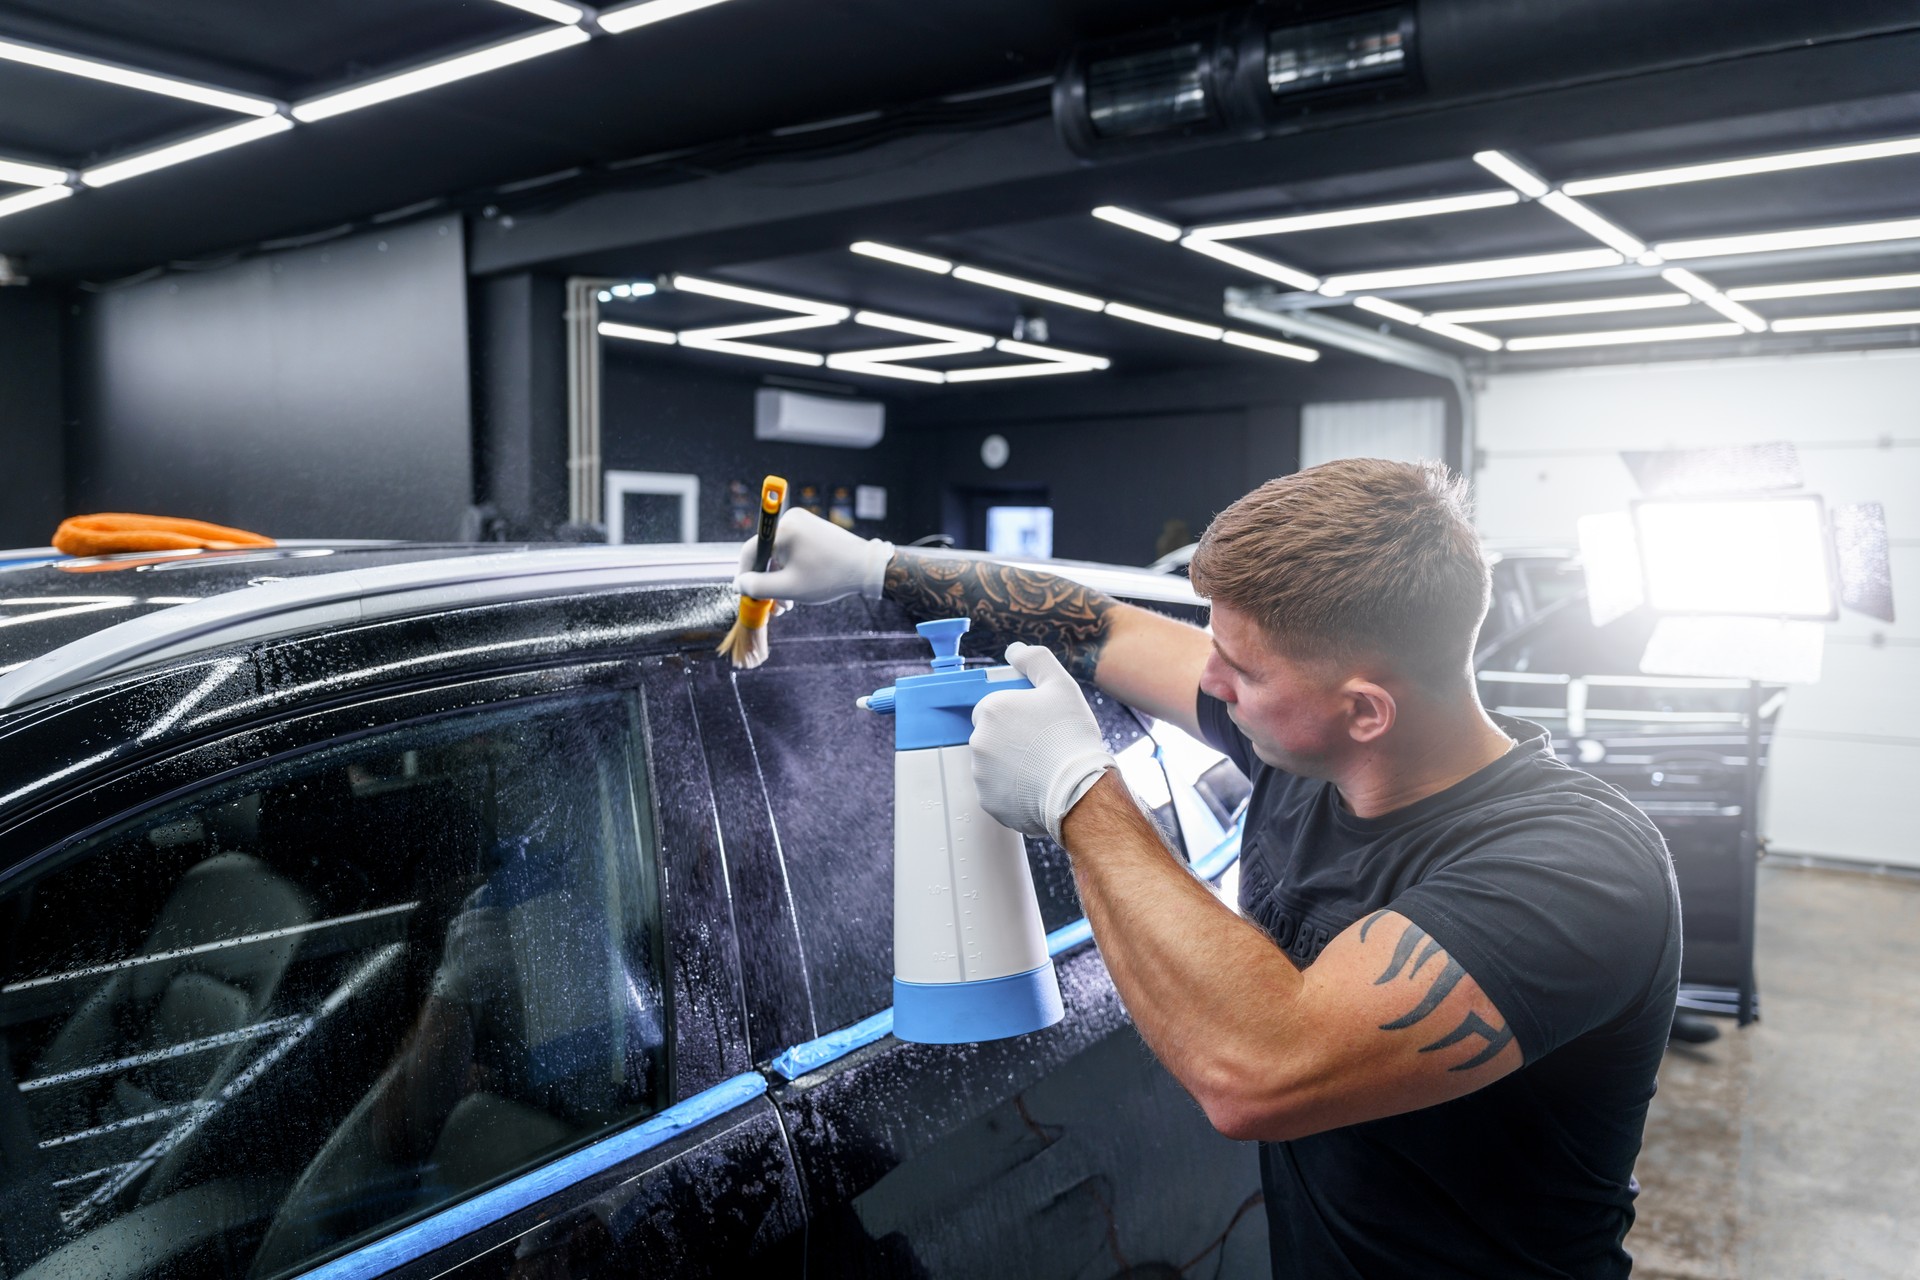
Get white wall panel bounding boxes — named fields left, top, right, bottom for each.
left=1301, top=398, right=1446, bottom=469
left=1475, top=347, right=1920, bottom=866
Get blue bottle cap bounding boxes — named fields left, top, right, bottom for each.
left=916, top=618, right=970, bottom=671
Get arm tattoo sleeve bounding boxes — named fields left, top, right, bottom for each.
left=1371, top=918, right=1516, bottom=1072
left=883, top=551, right=1120, bottom=683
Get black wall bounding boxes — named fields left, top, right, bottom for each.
left=0, top=286, right=63, bottom=548
left=67, top=218, right=472, bottom=540
left=600, top=350, right=921, bottom=544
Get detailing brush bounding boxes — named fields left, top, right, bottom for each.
left=718, top=475, right=789, bottom=669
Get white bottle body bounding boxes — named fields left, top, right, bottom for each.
left=893, top=743, right=1050, bottom=985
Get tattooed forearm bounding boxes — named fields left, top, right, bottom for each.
left=1371, top=919, right=1516, bottom=1073
left=883, top=550, right=1120, bottom=682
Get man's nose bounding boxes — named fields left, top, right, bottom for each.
left=1198, top=654, right=1233, bottom=703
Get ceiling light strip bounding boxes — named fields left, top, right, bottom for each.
left=852, top=310, right=990, bottom=344
left=944, top=363, right=1097, bottom=383
left=1657, top=217, right=1920, bottom=260
left=1221, top=331, right=1319, bottom=362
left=1428, top=294, right=1689, bottom=323
left=598, top=322, right=677, bottom=344
left=823, top=358, right=946, bottom=384
left=675, top=315, right=841, bottom=341
left=1505, top=322, right=1744, bottom=351
left=1564, top=134, right=1920, bottom=196
left=1092, top=206, right=1182, bottom=241
left=0, top=185, right=73, bottom=221
left=293, top=26, right=590, bottom=122
left=1188, top=190, right=1519, bottom=241
left=1353, top=295, right=1423, bottom=324
left=1101, top=303, right=1223, bottom=340
left=1178, top=237, right=1321, bottom=290
left=1417, top=318, right=1503, bottom=351
left=0, top=37, right=279, bottom=116
left=850, top=241, right=952, bottom=273
left=1536, top=191, right=1651, bottom=259
left=598, top=0, right=736, bottom=34
left=0, top=156, right=69, bottom=187
left=1724, top=272, right=1920, bottom=301
left=490, top=0, right=592, bottom=22
left=1770, top=309, right=1920, bottom=333
left=675, top=334, right=824, bottom=366
left=1659, top=268, right=1767, bottom=332
left=1323, top=248, right=1624, bottom=294
left=950, top=265, right=1106, bottom=311
left=671, top=275, right=849, bottom=317
left=82, top=117, right=294, bottom=188
left=1472, top=150, right=1550, bottom=198
left=995, top=338, right=1110, bottom=369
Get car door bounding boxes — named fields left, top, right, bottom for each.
left=700, top=598, right=1267, bottom=1279
left=0, top=651, right=803, bottom=1280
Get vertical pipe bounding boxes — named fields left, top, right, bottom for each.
left=1737, top=677, right=1763, bottom=1026
left=564, top=278, right=604, bottom=527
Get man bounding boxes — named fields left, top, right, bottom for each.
left=739, top=459, right=1680, bottom=1279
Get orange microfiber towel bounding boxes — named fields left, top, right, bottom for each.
left=52, top=513, right=276, bottom=557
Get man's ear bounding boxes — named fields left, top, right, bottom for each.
left=1344, top=680, right=1396, bottom=744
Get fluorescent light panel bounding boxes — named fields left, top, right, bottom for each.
left=1659, top=268, right=1767, bottom=332
left=1472, top=150, right=1550, bottom=198
left=0, top=156, right=68, bottom=187
left=951, top=265, right=1105, bottom=311
left=1565, top=133, right=1920, bottom=196
left=1505, top=322, right=1744, bottom=351
left=671, top=274, right=848, bottom=317
left=1770, top=309, right=1920, bottom=333
left=293, top=26, right=589, bottom=122
left=1324, top=248, right=1624, bottom=293
left=1222, top=330, right=1319, bottom=362
left=1725, top=272, right=1920, bottom=301
left=1428, top=294, right=1688, bottom=323
left=1189, top=190, right=1519, bottom=240
left=1178, top=236, right=1320, bottom=291
left=599, top=321, right=676, bottom=344
left=1657, top=217, right=1920, bottom=260
left=490, top=0, right=590, bottom=21
left=1102, top=302, right=1223, bottom=340
left=1092, top=205, right=1182, bottom=241
left=598, top=0, right=736, bottom=34
left=0, top=37, right=278, bottom=116
left=82, top=116, right=293, bottom=187
left=1536, top=191, right=1650, bottom=258
left=0, top=185, right=72, bottom=221
left=1353, top=295, right=1423, bottom=324
left=849, top=241, right=952, bottom=273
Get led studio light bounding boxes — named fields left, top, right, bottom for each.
left=1221, top=330, right=1319, bottom=361
left=1092, top=206, right=1182, bottom=241
left=850, top=241, right=953, bottom=273
left=490, top=0, right=591, bottom=21
left=1563, top=132, right=1920, bottom=196
left=0, top=37, right=278, bottom=116
left=1352, top=295, right=1423, bottom=324
left=0, top=156, right=69, bottom=187
left=951, top=266, right=1106, bottom=311
left=1102, top=302, right=1223, bottom=340
left=1471, top=150, right=1550, bottom=198
left=82, top=117, right=294, bottom=187
left=1504, top=322, right=1743, bottom=351
left=1428, top=294, right=1689, bottom=324
left=1770, top=309, right=1920, bottom=333
left=293, top=26, right=590, bottom=122
left=1725, top=272, right=1920, bottom=301
left=0, top=186, right=72, bottom=221
left=1178, top=236, right=1320, bottom=290
left=598, top=322, right=676, bottom=344
left=1656, top=216, right=1920, bottom=261
left=598, top=0, right=736, bottom=34
left=1322, top=248, right=1623, bottom=293
left=1631, top=495, right=1837, bottom=620
left=1188, top=191, right=1516, bottom=241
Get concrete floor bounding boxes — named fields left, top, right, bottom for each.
left=1627, top=862, right=1920, bottom=1280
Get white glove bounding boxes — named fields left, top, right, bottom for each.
left=970, top=643, right=1115, bottom=844
left=734, top=507, right=893, bottom=604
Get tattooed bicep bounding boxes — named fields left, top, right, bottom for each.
left=1310, top=909, right=1523, bottom=1084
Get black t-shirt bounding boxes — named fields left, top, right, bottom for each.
left=1195, top=693, right=1681, bottom=1280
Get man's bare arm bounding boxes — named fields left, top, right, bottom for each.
left=1062, top=773, right=1522, bottom=1142
left=884, top=550, right=1211, bottom=735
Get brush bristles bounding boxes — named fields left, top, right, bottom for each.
left=717, top=616, right=772, bottom=669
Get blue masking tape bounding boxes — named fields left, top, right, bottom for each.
left=770, top=1007, right=896, bottom=1081
left=301, top=1071, right=768, bottom=1280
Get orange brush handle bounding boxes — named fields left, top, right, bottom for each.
left=737, top=476, right=789, bottom=625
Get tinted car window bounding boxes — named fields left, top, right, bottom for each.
left=0, top=693, right=666, bottom=1280
left=736, top=658, right=1151, bottom=1033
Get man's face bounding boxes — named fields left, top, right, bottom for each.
left=1198, top=602, right=1355, bottom=776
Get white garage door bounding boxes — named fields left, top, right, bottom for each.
left=1474, top=348, right=1920, bottom=869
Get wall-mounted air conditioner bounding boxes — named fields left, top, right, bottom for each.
left=754, top=388, right=885, bottom=448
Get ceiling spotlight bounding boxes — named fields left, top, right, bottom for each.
left=951, top=266, right=1106, bottom=311
left=1092, top=205, right=1182, bottom=241
left=1178, top=236, right=1321, bottom=290
left=294, top=26, right=589, bottom=122
left=1472, top=150, right=1550, bottom=198
left=1564, top=133, right=1920, bottom=196
left=850, top=241, right=952, bottom=274
left=597, top=0, right=737, bottom=34
left=1657, top=216, right=1920, bottom=260
left=1102, top=302, right=1224, bottom=340
left=1427, top=294, right=1689, bottom=323
left=627, top=281, right=656, bottom=297
left=611, top=283, right=632, bottom=297
left=1769, top=309, right=1920, bottom=333
left=0, top=36, right=279, bottom=116
left=82, top=117, right=294, bottom=187
left=1323, top=247, right=1623, bottom=293
left=1352, top=295, right=1424, bottom=324
left=597, top=289, right=612, bottom=303
left=1505, top=322, right=1744, bottom=351
left=1188, top=190, right=1518, bottom=241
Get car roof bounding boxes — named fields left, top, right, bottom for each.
left=0, top=540, right=1201, bottom=714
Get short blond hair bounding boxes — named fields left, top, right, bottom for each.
left=1189, top=458, right=1489, bottom=689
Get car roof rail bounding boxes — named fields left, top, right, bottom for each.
left=0, top=545, right=739, bottom=713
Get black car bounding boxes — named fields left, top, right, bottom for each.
left=0, top=543, right=1263, bottom=1280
